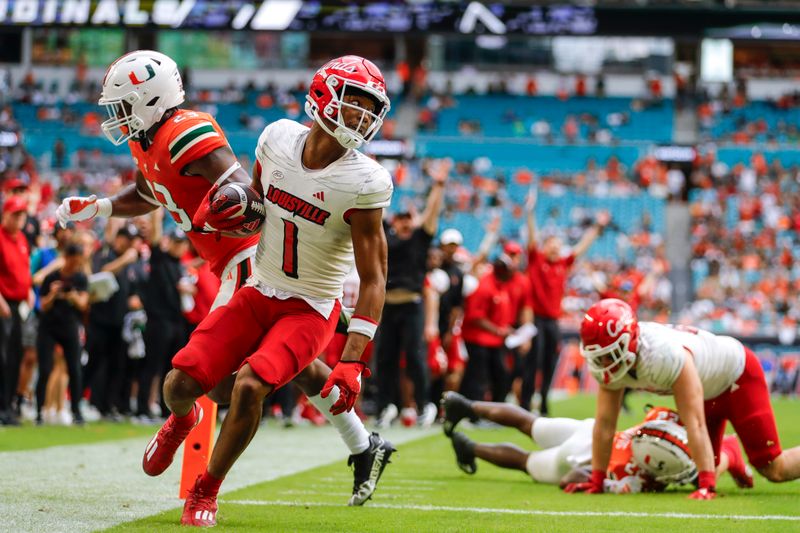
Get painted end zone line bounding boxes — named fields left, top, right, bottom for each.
left=224, top=499, right=800, bottom=522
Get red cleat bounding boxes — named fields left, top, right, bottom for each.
left=181, top=475, right=218, bottom=527
left=722, top=434, right=754, bottom=489
left=142, top=403, right=202, bottom=477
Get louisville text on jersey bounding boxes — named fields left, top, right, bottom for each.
left=265, top=184, right=331, bottom=225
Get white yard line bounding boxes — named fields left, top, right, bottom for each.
left=0, top=425, right=436, bottom=533
left=223, top=499, right=800, bottom=522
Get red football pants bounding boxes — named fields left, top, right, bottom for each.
left=173, top=286, right=340, bottom=392
left=704, top=348, right=782, bottom=468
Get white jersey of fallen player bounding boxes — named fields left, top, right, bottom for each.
left=604, top=322, right=746, bottom=400
left=251, top=119, right=393, bottom=316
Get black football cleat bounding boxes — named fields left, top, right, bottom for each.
left=348, top=432, right=396, bottom=506
left=451, top=431, right=477, bottom=475
left=441, top=391, right=476, bottom=437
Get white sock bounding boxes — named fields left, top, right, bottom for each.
left=307, top=387, right=371, bottom=455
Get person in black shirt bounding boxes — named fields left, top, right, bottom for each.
left=375, top=161, right=447, bottom=427
left=136, top=226, right=190, bottom=420
left=435, top=228, right=465, bottom=392
left=36, top=243, right=89, bottom=425
left=86, top=224, right=140, bottom=417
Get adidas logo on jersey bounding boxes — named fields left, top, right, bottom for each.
left=313, top=191, right=325, bottom=202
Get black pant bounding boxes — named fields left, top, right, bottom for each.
left=37, top=320, right=83, bottom=419
left=138, top=316, right=187, bottom=416
left=521, top=316, right=561, bottom=415
left=85, top=322, right=127, bottom=415
left=375, top=301, right=429, bottom=413
left=0, top=300, right=23, bottom=417
left=460, top=342, right=507, bottom=402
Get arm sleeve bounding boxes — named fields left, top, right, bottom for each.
left=169, top=115, right=229, bottom=171
left=356, top=167, right=393, bottom=210
left=254, top=123, right=273, bottom=164
left=565, top=253, right=576, bottom=268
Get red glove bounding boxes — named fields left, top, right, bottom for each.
left=563, top=469, right=605, bottom=494
left=320, top=361, right=371, bottom=415
left=688, top=471, right=716, bottom=500
left=192, top=183, right=246, bottom=233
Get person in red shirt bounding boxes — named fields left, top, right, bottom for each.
left=460, top=254, right=532, bottom=402
left=0, top=196, right=33, bottom=425
left=522, top=190, right=609, bottom=415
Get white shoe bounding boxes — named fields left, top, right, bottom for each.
left=57, top=409, right=73, bottom=426
left=418, top=402, right=438, bottom=428
left=376, top=404, right=399, bottom=429
left=149, top=402, right=163, bottom=418
left=400, top=407, right=417, bottom=427
left=42, top=407, right=57, bottom=425
left=20, top=400, right=36, bottom=422
left=80, top=400, right=102, bottom=422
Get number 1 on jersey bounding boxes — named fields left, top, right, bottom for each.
left=282, top=219, right=299, bottom=278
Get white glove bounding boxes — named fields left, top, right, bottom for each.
left=56, top=195, right=111, bottom=228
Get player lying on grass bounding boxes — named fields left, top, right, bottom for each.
left=441, top=392, right=752, bottom=493
left=577, top=298, right=800, bottom=500
left=55, top=50, right=393, bottom=507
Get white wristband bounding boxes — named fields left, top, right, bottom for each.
left=348, top=316, right=378, bottom=340
left=96, top=198, right=112, bottom=218
left=213, top=161, right=242, bottom=186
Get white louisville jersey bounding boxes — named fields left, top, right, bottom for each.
left=251, top=119, right=393, bottom=311
left=606, top=322, right=746, bottom=400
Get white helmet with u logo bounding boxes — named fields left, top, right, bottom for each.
left=99, top=50, right=184, bottom=145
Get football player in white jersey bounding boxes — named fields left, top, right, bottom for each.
left=571, top=298, right=800, bottom=500
left=440, top=392, right=752, bottom=493
left=165, top=56, right=395, bottom=526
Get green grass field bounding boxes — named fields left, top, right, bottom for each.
left=86, top=393, right=799, bottom=532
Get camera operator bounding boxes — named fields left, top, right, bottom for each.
left=36, top=243, right=89, bottom=425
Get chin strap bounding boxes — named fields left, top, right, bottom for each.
left=334, top=127, right=362, bottom=149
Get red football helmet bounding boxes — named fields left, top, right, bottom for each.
left=305, top=55, right=391, bottom=149
left=579, top=298, right=639, bottom=385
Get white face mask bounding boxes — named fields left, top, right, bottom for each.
left=99, top=92, right=145, bottom=145
left=581, top=332, right=636, bottom=385
left=308, top=76, right=389, bottom=149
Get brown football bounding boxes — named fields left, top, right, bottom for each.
left=210, top=182, right=265, bottom=236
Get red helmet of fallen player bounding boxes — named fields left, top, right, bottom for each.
left=304, top=55, right=391, bottom=149
left=580, top=298, right=639, bottom=385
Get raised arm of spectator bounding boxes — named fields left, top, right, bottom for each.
left=103, top=217, right=123, bottom=245
left=526, top=189, right=538, bottom=252
left=101, top=246, right=139, bottom=275
left=636, top=259, right=665, bottom=299
left=471, top=214, right=500, bottom=274
left=420, top=159, right=450, bottom=236
left=572, top=211, right=611, bottom=259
